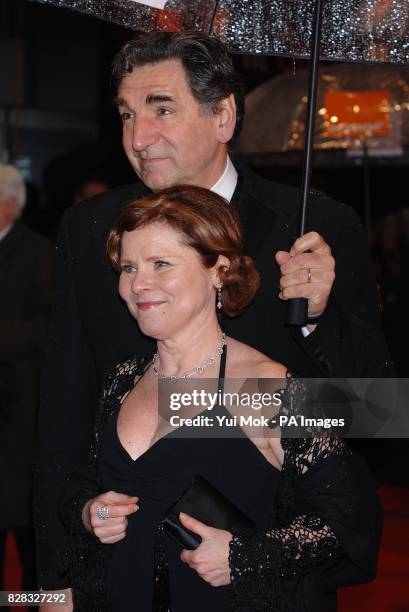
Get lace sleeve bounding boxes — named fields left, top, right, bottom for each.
left=59, top=355, right=151, bottom=610
left=229, top=376, right=382, bottom=611
left=58, top=364, right=122, bottom=610
left=229, top=515, right=340, bottom=611
left=229, top=444, right=344, bottom=612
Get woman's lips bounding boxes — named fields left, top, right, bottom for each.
left=136, top=301, right=166, bottom=311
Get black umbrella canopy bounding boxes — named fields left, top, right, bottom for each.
left=30, top=0, right=409, bottom=64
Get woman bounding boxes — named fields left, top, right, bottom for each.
left=61, top=185, right=382, bottom=611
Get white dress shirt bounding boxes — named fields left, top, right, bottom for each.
left=210, top=156, right=237, bottom=202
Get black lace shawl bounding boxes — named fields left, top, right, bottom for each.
left=59, top=356, right=383, bottom=612
left=229, top=378, right=383, bottom=611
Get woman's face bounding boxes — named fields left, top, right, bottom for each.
left=118, top=222, right=220, bottom=340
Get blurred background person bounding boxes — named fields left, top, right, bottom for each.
left=0, top=164, right=54, bottom=594
left=73, top=176, right=109, bottom=204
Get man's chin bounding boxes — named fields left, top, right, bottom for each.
left=136, top=168, right=179, bottom=192
left=146, top=178, right=176, bottom=192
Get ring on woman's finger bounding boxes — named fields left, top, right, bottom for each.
left=307, top=269, right=312, bottom=283
left=96, top=505, right=110, bottom=520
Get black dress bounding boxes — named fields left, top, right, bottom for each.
left=99, top=348, right=280, bottom=611
left=60, top=353, right=383, bottom=612
left=61, top=349, right=281, bottom=611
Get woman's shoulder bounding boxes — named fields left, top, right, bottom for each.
left=103, top=353, right=153, bottom=395
left=114, top=353, right=153, bottom=375
left=226, top=337, right=287, bottom=379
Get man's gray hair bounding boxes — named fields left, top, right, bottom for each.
left=0, top=164, right=26, bottom=213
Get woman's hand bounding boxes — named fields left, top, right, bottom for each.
left=179, top=512, right=232, bottom=587
left=82, top=491, right=139, bottom=544
left=39, top=589, right=73, bottom=612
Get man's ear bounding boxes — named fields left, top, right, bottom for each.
left=215, top=94, right=236, bottom=144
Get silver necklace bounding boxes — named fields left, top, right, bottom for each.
left=152, top=333, right=226, bottom=383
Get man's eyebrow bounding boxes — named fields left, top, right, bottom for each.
left=146, top=94, right=175, bottom=105
left=113, top=94, right=176, bottom=108
left=113, top=96, right=130, bottom=109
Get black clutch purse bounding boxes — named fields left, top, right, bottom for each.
left=162, top=475, right=255, bottom=549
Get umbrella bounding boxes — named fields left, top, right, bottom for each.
left=28, top=0, right=409, bottom=323
left=28, top=1, right=409, bottom=65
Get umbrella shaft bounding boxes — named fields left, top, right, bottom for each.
left=300, top=0, right=325, bottom=236
left=286, top=0, right=324, bottom=326
left=208, top=0, right=219, bottom=35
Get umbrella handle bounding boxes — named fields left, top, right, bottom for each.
left=286, top=298, right=308, bottom=326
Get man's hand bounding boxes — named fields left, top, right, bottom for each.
left=275, top=231, right=335, bottom=319
left=179, top=512, right=232, bottom=587
left=82, top=491, right=139, bottom=544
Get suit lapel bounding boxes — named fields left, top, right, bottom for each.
left=233, top=162, right=305, bottom=262
left=233, top=167, right=278, bottom=261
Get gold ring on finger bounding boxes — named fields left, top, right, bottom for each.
left=307, top=269, right=312, bottom=283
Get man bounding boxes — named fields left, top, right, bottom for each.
left=0, top=164, right=54, bottom=592
left=35, top=32, right=392, bottom=594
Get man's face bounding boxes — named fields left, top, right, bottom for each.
left=116, top=60, right=232, bottom=191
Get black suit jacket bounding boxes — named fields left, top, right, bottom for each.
left=0, top=223, right=54, bottom=528
left=34, top=164, right=393, bottom=588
